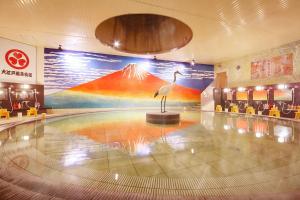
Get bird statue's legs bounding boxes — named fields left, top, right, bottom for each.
left=164, top=96, right=167, bottom=113
left=160, top=96, right=164, bottom=113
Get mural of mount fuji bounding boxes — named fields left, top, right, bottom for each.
left=44, top=48, right=214, bottom=108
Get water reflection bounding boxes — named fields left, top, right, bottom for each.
left=44, top=112, right=197, bottom=152
left=0, top=111, right=299, bottom=162
left=237, top=128, right=246, bottom=134
left=205, top=112, right=298, bottom=144
left=0, top=120, right=44, bottom=147
left=63, top=148, right=89, bottom=167
left=165, top=134, right=186, bottom=151
left=128, top=137, right=151, bottom=156
left=274, top=125, right=293, bottom=143
left=253, top=121, right=268, bottom=138
left=0, top=112, right=299, bottom=151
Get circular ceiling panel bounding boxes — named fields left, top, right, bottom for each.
left=95, top=14, right=193, bottom=54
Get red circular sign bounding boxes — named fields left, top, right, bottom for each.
left=5, top=49, right=30, bottom=70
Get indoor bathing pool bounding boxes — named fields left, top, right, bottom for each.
left=1, top=110, right=300, bottom=199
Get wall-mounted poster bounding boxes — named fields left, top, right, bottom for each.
left=227, top=91, right=233, bottom=100
left=253, top=90, right=268, bottom=101
left=274, top=89, right=293, bottom=101
left=44, top=48, right=214, bottom=108
left=236, top=91, right=248, bottom=101
left=0, top=37, right=37, bottom=84
left=251, top=53, right=293, bottom=80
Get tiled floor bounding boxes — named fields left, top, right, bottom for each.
left=1, top=110, right=300, bottom=199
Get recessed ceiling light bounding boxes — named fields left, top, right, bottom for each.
left=237, top=87, right=246, bottom=92
left=255, top=86, right=264, bottom=91
left=191, top=59, right=195, bottom=66
left=21, top=84, right=30, bottom=89
left=277, top=84, right=287, bottom=90
left=223, top=88, right=231, bottom=93
left=113, top=40, right=120, bottom=48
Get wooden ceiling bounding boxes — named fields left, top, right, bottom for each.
left=95, top=14, right=193, bottom=54
left=0, top=0, right=299, bottom=64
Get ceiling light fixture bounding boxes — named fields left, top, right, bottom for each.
left=277, top=84, right=287, bottom=90
left=223, top=88, right=231, bottom=93
left=58, top=45, right=63, bottom=51
left=237, top=87, right=246, bottom=92
left=113, top=40, right=120, bottom=48
left=191, top=59, right=195, bottom=66
left=255, top=86, right=264, bottom=91
left=21, top=84, right=30, bottom=89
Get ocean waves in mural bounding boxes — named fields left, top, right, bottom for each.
left=44, top=48, right=214, bottom=108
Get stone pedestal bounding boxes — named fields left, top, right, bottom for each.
left=146, top=112, right=180, bottom=124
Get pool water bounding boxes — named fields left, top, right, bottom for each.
left=1, top=110, right=300, bottom=198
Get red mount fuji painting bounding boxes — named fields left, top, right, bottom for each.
left=70, top=63, right=200, bottom=102
left=44, top=48, right=214, bottom=108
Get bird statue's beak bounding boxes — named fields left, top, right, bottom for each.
left=177, top=71, right=183, bottom=75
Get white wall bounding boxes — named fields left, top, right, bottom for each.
left=200, top=81, right=215, bottom=111
left=36, top=46, right=45, bottom=85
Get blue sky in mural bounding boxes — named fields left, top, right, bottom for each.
left=44, top=48, right=214, bottom=95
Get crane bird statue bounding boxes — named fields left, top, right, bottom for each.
left=154, top=70, right=183, bottom=113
